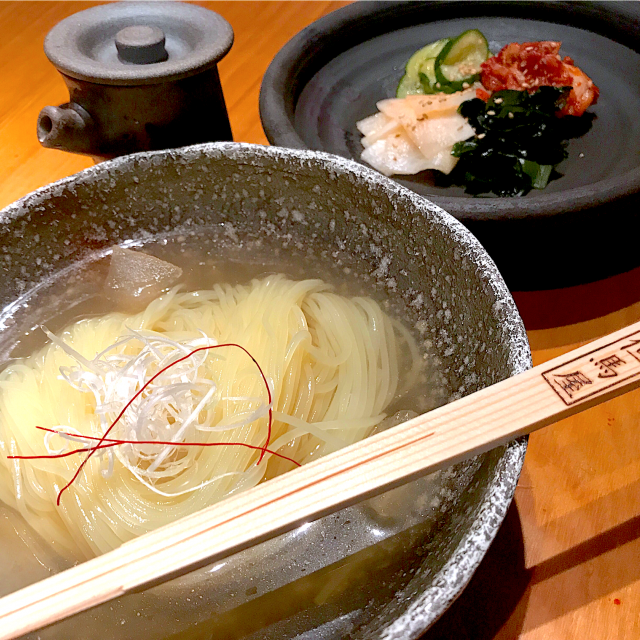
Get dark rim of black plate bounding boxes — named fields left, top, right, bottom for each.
left=259, top=0, right=640, bottom=222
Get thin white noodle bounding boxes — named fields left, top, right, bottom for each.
left=0, top=275, right=422, bottom=559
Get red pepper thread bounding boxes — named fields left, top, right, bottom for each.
left=9, top=343, right=283, bottom=505
left=10, top=426, right=301, bottom=467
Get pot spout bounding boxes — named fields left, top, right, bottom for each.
left=37, top=103, right=95, bottom=154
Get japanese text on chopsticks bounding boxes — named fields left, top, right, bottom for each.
left=543, top=332, right=640, bottom=405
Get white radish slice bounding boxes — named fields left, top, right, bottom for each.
left=356, top=112, right=403, bottom=149
left=355, top=112, right=390, bottom=137
left=361, top=131, right=447, bottom=176
left=358, top=86, right=479, bottom=176
left=377, top=86, right=477, bottom=123
left=422, top=147, right=460, bottom=174
left=361, top=119, right=403, bottom=149
left=405, top=86, right=478, bottom=114
left=404, top=115, right=474, bottom=168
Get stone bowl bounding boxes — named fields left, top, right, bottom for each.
left=0, top=143, right=530, bottom=640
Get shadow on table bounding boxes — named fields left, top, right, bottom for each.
left=419, top=480, right=640, bottom=639
left=511, top=264, right=640, bottom=332
left=418, top=501, right=529, bottom=640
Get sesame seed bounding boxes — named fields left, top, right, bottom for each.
left=477, top=133, right=486, bottom=139
left=494, top=98, right=503, bottom=104
left=508, top=112, right=514, bottom=119
left=487, top=110, right=496, bottom=116
left=579, top=152, right=584, bottom=158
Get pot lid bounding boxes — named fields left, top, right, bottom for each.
left=44, top=2, right=234, bottom=86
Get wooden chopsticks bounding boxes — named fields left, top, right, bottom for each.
left=1, top=319, right=639, bottom=639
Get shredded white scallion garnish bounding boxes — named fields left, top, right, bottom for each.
left=43, top=328, right=272, bottom=496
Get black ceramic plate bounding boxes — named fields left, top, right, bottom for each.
left=296, top=18, right=636, bottom=198
left=260, top=1, right=640, bottom=290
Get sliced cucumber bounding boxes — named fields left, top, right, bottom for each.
left=420, top=59, right=463, bottom=94
left=396, top=74, right=423, bottom=98
left=404, top=38, right=450, bottom=80
left=417, top=58, right=437, bottom=93
left=435, top=29, right=489, bottom=91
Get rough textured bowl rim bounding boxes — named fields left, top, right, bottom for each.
left=258, top=0, right=640, bottom=222
left=0, top=142, right=531, bottom=637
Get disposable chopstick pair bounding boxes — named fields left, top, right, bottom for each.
left=0, top=319, right=639, bottom=639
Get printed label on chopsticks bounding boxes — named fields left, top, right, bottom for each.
left=542, top=330, right=640, bottom=405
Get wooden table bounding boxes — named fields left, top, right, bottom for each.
left=1, top=2, right=638, bottom=638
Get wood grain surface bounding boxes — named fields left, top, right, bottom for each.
left=1, top=2, right=639, bottom=639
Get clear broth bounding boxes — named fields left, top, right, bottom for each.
left=1, top=230, right=452, bottom=636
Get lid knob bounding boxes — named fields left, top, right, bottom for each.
left=115, top=25, right=168, bottom=64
